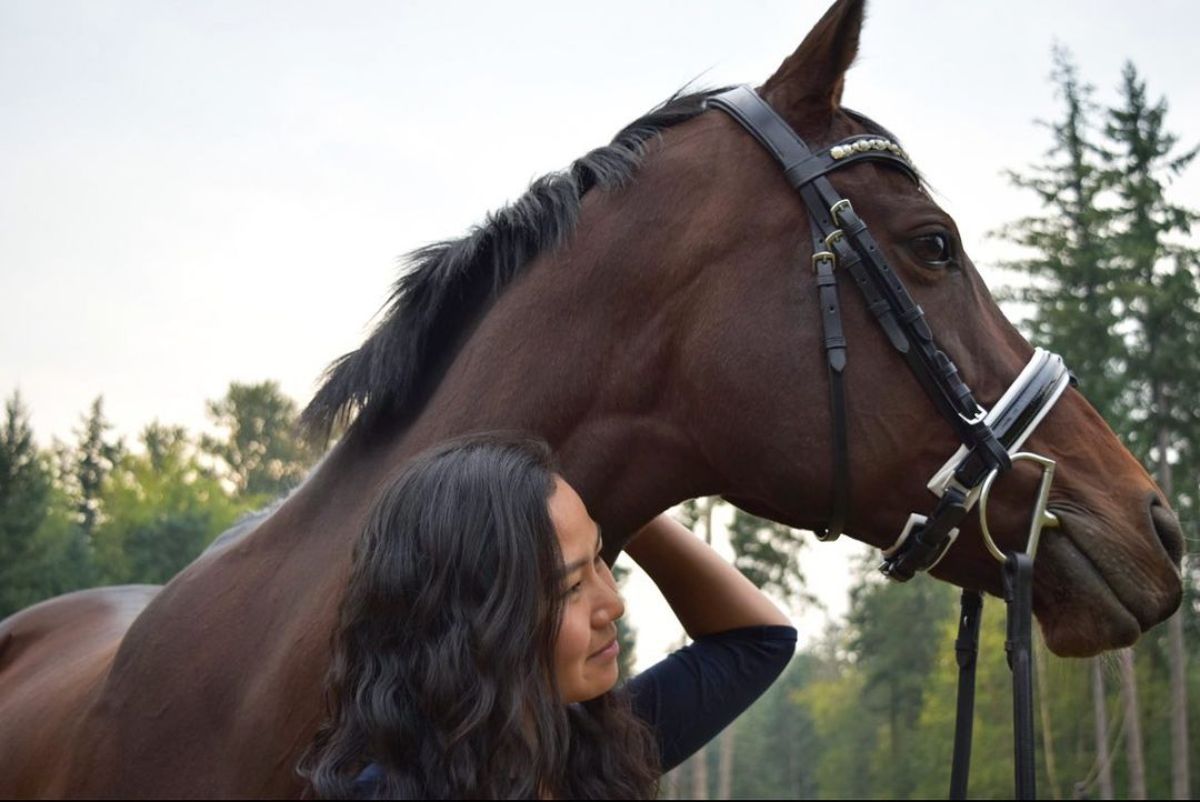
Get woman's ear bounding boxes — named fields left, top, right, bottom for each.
left=759, top=0, right=866, bottom=135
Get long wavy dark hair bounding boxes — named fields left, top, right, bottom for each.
left=301, top=431, right=660, bottom=799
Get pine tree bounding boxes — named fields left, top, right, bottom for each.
left=0, top=391, right=93, bottom=618
left=846, top=559, right=956, bottom=797
left=995, top=47, right=1125, bottom=423
left=726, top=509, right=813, bottom=611
left=0, top=391, right=53, bottom=617
left=1100, top=62, right=1200, bottom=800
left=1000, top=51, right=1200, bottom=801
left=71, top=396, right=124, bottom=539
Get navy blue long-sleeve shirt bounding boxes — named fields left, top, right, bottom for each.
left=355, top=624, right=796, bottom=792
left=626, top=624, right=797, bottom=772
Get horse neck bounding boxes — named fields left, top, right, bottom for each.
left=293, top=213, right=721, bottom=552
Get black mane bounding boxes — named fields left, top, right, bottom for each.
left=301, top=87, right=726, bottom=441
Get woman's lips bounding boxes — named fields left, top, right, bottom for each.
left=589, top=639, right=619, bottom=660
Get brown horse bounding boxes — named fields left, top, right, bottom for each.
left=0, top=1, right=1182, bottom=796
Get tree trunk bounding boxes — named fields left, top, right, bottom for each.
left=1168, top=612, right=1189, bottom=799
left=1119, top=648, right=1147, bottom=800
left=716, top=725, right=736, bottom=799
left=690, top=744, right=709, bottom=800
left=662, top=765, right=681, bottom=799
left=1092, top=658, right=1115, bottom=800
left=701, top=497, right=715, bottom=546
left=1154, top=413, right=1190, bottom=800
left=1034, top=635, right=1061, bottom=799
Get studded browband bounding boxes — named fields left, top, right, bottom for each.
left=704, top=86, right=1072, bottom=581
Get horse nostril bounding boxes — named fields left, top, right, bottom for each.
left=1150, top=496, right=1185, bottom=567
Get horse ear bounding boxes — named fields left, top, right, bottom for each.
left=760, top=0, right=866, bottom=128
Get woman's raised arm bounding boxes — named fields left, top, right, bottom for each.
left=622, top=512, right=790, bottom=638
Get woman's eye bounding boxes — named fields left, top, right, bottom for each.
left=910, top=233, right=954, bottom=266
left=566, top=581, right=583, bottom=597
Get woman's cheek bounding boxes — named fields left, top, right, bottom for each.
left=554, top=603, right=591, bottom=688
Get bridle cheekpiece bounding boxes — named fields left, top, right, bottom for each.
left=706, top=85, right=1074, bottom=800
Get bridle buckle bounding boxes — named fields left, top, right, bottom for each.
left=811, top=250, right=836, bottom=274
left=830, top=198, right=854, bottom=227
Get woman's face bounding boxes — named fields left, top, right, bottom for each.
left=547, top=475, right=625, bottom=703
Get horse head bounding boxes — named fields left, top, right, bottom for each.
left=556, top=0, right=1182, bottom=657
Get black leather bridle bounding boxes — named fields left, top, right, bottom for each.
left=706, top=86, right=1075, bottom=800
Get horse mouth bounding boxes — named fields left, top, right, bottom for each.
left=1033, top=503, right=1182, bottom=657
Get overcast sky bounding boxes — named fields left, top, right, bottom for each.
left=3, top=1, right=1199, bottom=662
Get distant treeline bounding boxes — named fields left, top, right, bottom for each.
left=0, top=381, right=319, bottom=618
left=665, top=553, right=1200, bottom=800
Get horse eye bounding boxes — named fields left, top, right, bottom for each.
left=910, top=233, right=953, bottom=266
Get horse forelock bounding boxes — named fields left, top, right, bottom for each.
left=299, top=87, right=729, bottom=443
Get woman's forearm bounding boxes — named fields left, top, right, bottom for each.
left=623, top=512, right=791, bottom=638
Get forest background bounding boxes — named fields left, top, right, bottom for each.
left=4, top=3, right=1200, bottom=799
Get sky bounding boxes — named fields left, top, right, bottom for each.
left=3, top=1, right=1199, bottom=668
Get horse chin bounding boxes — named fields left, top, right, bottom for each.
left=1032, top=514, right=1179, bottom=657
left=1034, top=582, right=1142, bottom=658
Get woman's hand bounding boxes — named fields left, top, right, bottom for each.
left=623, top=512, right=791, bottom=638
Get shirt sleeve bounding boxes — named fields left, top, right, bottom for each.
left=625, top=624, right=797, bottom=773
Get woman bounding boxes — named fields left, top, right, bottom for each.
left=303, top=431, right=795, bottom=799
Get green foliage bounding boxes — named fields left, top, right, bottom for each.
left=798, top=649, right=878, bottom=799
left=93, top=422, right=249, bottom=585
left=994, top=47, right=1126, bottom=422
left=727, top=509, right=813, bottom=611
left=0, top=392, right=94, bottom=618
left=1098, top=62, right=1200, bottom=513
left=728, top=654, right=822, bottom=799
left=200, top=381, right=318, bottom=502
left=845, top=565, right=957, bottom=797
left=69, top=396, right=124, bottom=538
left=998, top=51, right=1200, bottom=515
left=909, top=597, right=1020, bottom=799
left=994, top=52, right=1200, bottom=798
left=1, top=381, right=315, bottom=620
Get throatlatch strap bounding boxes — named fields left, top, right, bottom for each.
left=1004, top=553, right=1037, bottom=800
left=950, top=589, right=984, bottom=800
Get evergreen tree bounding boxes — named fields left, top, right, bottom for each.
left=730, top=654, right=823, bottom=799
left=1100, top=62, right=1200, bottom=506
left=995, top=47, right=1126, bottom=422
left=1100, top=61, right=1200, bottom=800
left=845, top=560, right=956, bottom=797
left=726, top=509, right=813, bottom=611
left=0, top=391, right=53, bottom=617
left=71, top=396, right=124, bottom=539
left=0, top=391, right=93, bottom=618
left=998, top=50, right=1200, bottom=798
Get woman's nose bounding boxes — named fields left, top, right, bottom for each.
left=595, top=582, right=625, bottom=625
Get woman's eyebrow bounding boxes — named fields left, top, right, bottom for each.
left=562, top=524, right=603, bottom=576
